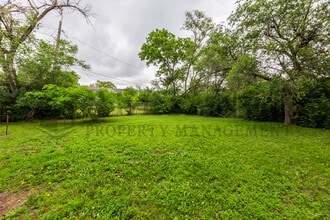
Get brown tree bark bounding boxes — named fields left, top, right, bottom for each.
left=284, top=99, right=293, bottom=125
left=284, top=90, right=299, bottom=125
left=0, top=0, right=91, bottom=93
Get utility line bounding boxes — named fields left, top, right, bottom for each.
left=38, top=29, right=144, bottom=71
left=76, top=67, right=145, bottom=87
left=35, top=30, right=148, bottom=87
left=64, top=33, right=145, bottom=71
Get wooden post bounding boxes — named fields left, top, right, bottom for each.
left=52, top=9, right=63, bottom=84
left=6, top=115, right=9, bottom=135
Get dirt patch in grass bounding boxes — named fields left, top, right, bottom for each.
left=0, top=191, right=29, bottom=218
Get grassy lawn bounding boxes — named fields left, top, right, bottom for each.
left=0, top=115, right=329, bottom=219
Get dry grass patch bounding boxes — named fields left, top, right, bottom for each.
left=0, top=191, right=29, bottom=218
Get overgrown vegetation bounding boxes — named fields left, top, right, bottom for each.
left=1, top=1, right=329, bottom=218
left=139, top=1, right=330, bottom=128
left=1, top=0, right=329, bottom=128
left=1, top=115, right=329, bottom=219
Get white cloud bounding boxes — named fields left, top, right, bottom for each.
left=38, top=0, right=236, bottom=88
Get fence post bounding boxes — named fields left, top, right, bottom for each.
left=6, top=115, right=9, bottom=135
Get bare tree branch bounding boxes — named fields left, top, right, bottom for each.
left=0, top=0, right=92, bottom=93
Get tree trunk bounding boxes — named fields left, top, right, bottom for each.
left=4, top=56, right=19, bottom=94
left=284, top=99, right=293, bottom=125
left=284, top=91, right=299, bottom=125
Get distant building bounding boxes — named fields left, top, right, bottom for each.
left=88, top=85, right=123, bottom=93
left=88, top=85, right=99, bottom=92
left=108, top=88, right=124, bottom=93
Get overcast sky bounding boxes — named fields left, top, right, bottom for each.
left=39, top=0, right=236, bottom=88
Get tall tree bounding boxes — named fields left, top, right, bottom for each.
left=139, top=11, right=216, bottom=95
left=95, top=80, right=116, bottom=90
left=229, top=0, right=330, bottom=124
left=0, top=0, right=91, bottom=94
left=17, top=39, right=89, bottom=90
left=196, top=28, right=242, bottom=96
left=139, top=28, right=192, bottom=95
left=181, top=10, right=215, bottom=94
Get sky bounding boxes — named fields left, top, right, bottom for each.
left=38, top=0, right=236, bottom=88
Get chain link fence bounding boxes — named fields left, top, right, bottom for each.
left=110, top=102, right=152, bottom=116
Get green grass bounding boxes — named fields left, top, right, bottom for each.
left=0, top=115, right=329, bottom=219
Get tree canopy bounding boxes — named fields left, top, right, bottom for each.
left=0, top=1, right=329, bottom=128
left=0, top=0, right=91, bottom=94
left=229, top=0, right=330, bottom=124
left=140, top=1, right=330, bottom=126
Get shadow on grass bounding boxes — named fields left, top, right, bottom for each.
left=35, top=117, right=121, bottom=139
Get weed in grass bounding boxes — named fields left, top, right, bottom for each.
left=0, top=115, right=329, bottom=219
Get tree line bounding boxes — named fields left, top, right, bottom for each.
left=0, top=0, right=329, bottom=128
left=139, top=0, right=330, bottom=128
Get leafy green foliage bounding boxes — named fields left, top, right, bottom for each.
left=15, top=85, right=96, bottom=119
left=95, top=89, right=115, bottom=117
left=298, top=79, right=330, bottom=129
left=17, top=39, right=87, bottom=90
left=197, top=90, right=236, bottom=117
left=95, top=80, right=116, bottom=89
left=118, top=87, right=139, bottom=115
left=229, top=0, right=330, bottom=124
left=0, top=1, right=90, bottom=93
left=148, top=92, right=174, bottom=114
left=1, top=3, right=329, bottom=130
left=227, top=54, right=259, bottom=90
left=238, top=82, right=284, bottom=122
left=139, top=29, right=193, bottom=95
left=0, top=39, right=90, bottom=121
